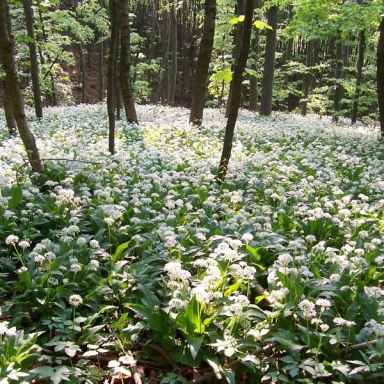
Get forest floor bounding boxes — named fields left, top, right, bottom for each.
left=0, top=105, right=383, bottom=383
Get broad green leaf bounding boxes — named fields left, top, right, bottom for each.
left=8, top=186, right=23, bottom=209
left=188, top=335, right=204, bottom=359
left=214, top=68, right=232, bottom=84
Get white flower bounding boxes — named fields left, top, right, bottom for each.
left=315, top=298, right=331, bottom=311
left=90, top=239, right=100, bottom=249
left=5, top=235, right=19, bottom=246
left=70, top=263, right=82, bottom=273
left=333, top=317, right=346, bottom=326
left=241, top=233, right=253, bottom=242
left=69, top=294, right=83, bottom=307
left=298, top=299, right=316, bottom=319
left=18, top=240, right=30, bottom=249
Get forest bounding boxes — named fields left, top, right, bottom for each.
left=1, top=0, right=384, bottom=383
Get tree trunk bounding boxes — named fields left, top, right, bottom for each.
left=333, top=33, right=344, bottom=122
left=23, top=0, right=43, bottom=118
left=259, top=5, right=278, bottom=116
left=217, top=0, right=253, bottom=184
left=226, top=0, right=245, bottom=117
left=249, top=0, right=261, bottom=111
left=38, top=8, right=57, bottom=106
left=0, top=0, right=42, bottom=172
left=378, top=17, right=384, bottom=136
left=352, top=30, right=366, bottom=124
left=78, top=42, right=87, bottom=104
left=301, top=40, right=312, bottom=116
left=118, top=0, right=138, bottom=123
left=169, top=0, right=177, bottom=104
left=189, top=0, right=216, bottom=125
left=3, top=77, right=16, bottom=134
left=107, top=0, right=118, bottom=154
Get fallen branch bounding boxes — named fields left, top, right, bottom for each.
left=338, top=339, right=378, bottom=356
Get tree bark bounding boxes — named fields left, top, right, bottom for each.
left=333, top=33, right=344, bottom=122
left=189, top=0, right=216, bottom=125
left=107, top=0, right=118, bottom=154
left=169, top=0, right=177, bottom=104
left=352, top=29, right=366, bottom=124
left=78, top=42, right=87, bottom=104
left=118, top=0, right=138, bottom=123
left=3, top=77, right=16, bottom=134
left=23, top=0, right=43, bottom=118
left=226, top=0, right=245, bottom=117
left=259, top=5, right=278, bottom=116
left=301, top=40, right=312, bottom=116
left=249, top=0, right=260, bottom=112
left=378, top=17, right=384, bottom=136
left=0, top=0, right=42, bottom=172
left=217, top=0, right=253, bottom=184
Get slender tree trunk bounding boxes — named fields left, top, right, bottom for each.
left=38, top=8, right=57, bottom=106
left=352, top=30, right=366, bottom=124
left=311, top=40, right=319, bottom=90
left=98, top=31, right=104, bottom=101
left=378, top=17, right=384, bottom=136
left=249, top=0, right=260, bottom=111
left=118, top=0, right=138, bottom=123
left=333, top=33, right=344, bottom=122
left=78, top=42, right=87, bottom=104
left=107, top=0, right=118, bottom=154
left=23, top=0, right=43, bottom=118
left=259, top=5, right=278, bottom=116
left=226, top=0, right=245, bottom=117
left=158, top=6, right=170, bottom=104
left=169, top=0, right=177, bottom=104
left=0, top=0, right=42, bottom=172
left=301, top=40, right=312, bottom=116
left=217, top=0, right=253, bottom=184
left=189, top=0, right=216, bottom=125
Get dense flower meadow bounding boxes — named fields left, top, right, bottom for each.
left=1, top=104, right=384, bottom=383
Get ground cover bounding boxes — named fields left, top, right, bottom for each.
left=1, top=104, right=384, bottom=383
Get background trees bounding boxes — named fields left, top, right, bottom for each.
left=0, top=0, right=383, bottom=124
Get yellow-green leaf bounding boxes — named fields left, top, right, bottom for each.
left=254, top=20, right=273, bottom=30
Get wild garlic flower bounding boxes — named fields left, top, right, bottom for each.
left=5, top=235, right=19, bottom=246
left=315, top=298, right=332, bottom=311
left=298, top=299, right=316, bottom=319
left=69, top=294, right=83, bottom=307
left=18, top=240, right=30, bottom=249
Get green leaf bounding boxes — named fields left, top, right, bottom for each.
left=188, top=335, right=204, bottom=360
left=111, top=241, right=129, bottom=265
left=214, top=68, right=232, bottom=84
left=186, top=295, right=205, bottom=335
left=245, top=68, right=258, bottom=78
left=8, top=186, right=23, bottom=209
left=254, top=20, right=273, bottom=30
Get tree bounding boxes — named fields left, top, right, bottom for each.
left=0, top=0, right=42, bottom=172
left=217, top=0, right=253, bottom=184
left=118, top=0, right=138, bottom=123
left=3, top=77, right=16, bottom=134
left=259, top=5, right=278, bottom=116
left=23, top=0, right=43, bottom=118
left=107, top=0, right=118, bottom=154
left=189, top=0, right=217, bottom=125
left=378, top=16, right=384, bottom=136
